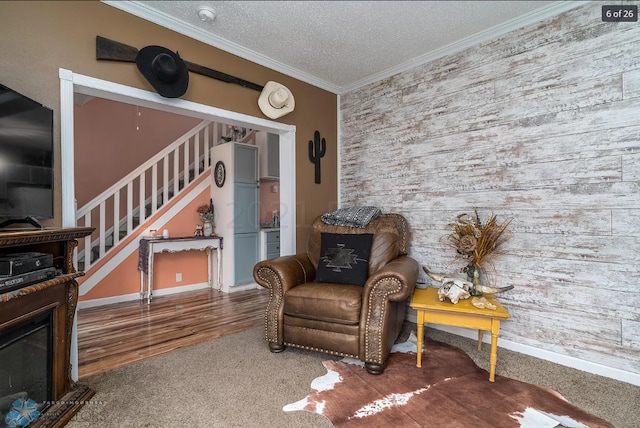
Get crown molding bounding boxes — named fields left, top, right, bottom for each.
left=339, top=1, right=591, bottom=94
left=103, top=1, right=590, bottom=96
left=101, top=1, right=341, bottom=94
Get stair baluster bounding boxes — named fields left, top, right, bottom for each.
left=75, top=120, right=231, bottom=271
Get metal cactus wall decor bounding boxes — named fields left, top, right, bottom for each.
left=308, top=130, right=326, bottom=184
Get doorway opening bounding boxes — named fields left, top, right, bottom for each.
left=59, top=69, right=296, bottom=255
left=59, top=69, right=296, bottom=380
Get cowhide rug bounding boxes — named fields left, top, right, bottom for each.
left=284, top=333, right=613, bottom=428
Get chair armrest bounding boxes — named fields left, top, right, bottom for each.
left=363, top=255, right=419, bottom=302
left=253, top=254, right=315, bottom=296
left=253, top=255, right=315, bottom=346
left=360, top=255, right=419, bottom=364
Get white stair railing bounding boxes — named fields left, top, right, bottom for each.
left=75, top=120, right=227, bottom=271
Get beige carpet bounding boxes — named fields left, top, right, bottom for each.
left=67, top=326, right=640, bottom=427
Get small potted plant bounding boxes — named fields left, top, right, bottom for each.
left=197, top=199, right=216, bottom=236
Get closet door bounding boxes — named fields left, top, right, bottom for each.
left=232, top=143, right=259, bottom=285
left=234, top=233, right=259, bottom=284
left=233, top=182, right=258, bottom=234
left=234, top=143, right=258, bottom=183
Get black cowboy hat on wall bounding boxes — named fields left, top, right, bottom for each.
left=135, top=45, right=189, bottom=98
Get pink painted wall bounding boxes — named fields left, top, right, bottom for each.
left=78, top=175, right=214, bottom=301
left=259, top=180, right=280, bottom=223
left=74, top=98, right=201, bottom=206
left=74, top=100, right=281, bottom=303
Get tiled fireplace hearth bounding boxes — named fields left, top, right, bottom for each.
left=0, top=228, right=93, bottom=427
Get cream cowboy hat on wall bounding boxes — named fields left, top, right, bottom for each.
left=258, top=81, right=295, bottom=119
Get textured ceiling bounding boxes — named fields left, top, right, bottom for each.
left=105, top=1, right=586, bottom=94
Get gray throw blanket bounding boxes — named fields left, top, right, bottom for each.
left=321, top=206, right=381, bottom=228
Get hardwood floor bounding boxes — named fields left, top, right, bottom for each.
left=76, top=287, right=269, bottom=379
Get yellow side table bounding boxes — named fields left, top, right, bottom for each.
left=410, top=287, right=510, bottom=382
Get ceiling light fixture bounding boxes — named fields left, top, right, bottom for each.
left=197, top=6, right=216, bottom=23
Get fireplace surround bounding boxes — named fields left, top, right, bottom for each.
left=0, top=228, right=93, bottom=427
left=0, top=310, right=52, bottom=423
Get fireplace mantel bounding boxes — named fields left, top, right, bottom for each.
left=0, top=227, right=94, bottom=427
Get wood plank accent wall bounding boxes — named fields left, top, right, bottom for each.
left=340, top=1, right=640, bottom=377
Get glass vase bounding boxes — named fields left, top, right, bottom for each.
left=465, top=264, right=486, bottom=296
left=203, top=221, right=214, bottom=237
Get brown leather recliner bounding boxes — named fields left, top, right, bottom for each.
left=253, top=213, right=419, bottom=374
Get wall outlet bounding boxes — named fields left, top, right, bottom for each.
left=176, top=273, right=182, bottom=282
left=271, top=185, right=279, bottom=193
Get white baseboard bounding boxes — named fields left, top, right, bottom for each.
left=77, top=282, right=211, bottom=309
left=152, top=282, right=211, bottom=297
left=77, top=281, right=260, bottom=309
left=405, top=312, right=640, bottom=387
left=222, top=281, right=261, bottom=293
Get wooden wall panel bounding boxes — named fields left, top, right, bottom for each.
left=340, top=1, right=640, bottom=377
left=624, top=69, right=640, bottom=97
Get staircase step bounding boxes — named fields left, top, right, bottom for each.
left=76, top=120, right=221, bottom=273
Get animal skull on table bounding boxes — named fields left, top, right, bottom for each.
left=437, top=278, right=473, bottom=303
left=422, top=266, right=514, bottom=304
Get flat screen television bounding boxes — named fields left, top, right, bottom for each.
left=0, top=84, right=54, bottom=229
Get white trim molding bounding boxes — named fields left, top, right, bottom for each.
left=59, top=69, right=76, bottom=227
left=77, top=283, right=211, bottom=310
left=60, top=68, right=297, bottom=381
left=340, top=1, right=591, bottom=93
left=102, top=0, right=337, bottom=93
left=103, top=1, right=589, bottom=95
